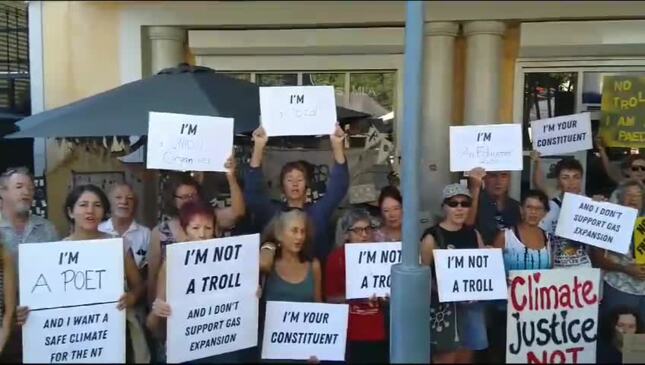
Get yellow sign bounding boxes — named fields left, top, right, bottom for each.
left=633, top=217, right=645, bottom=264
left=600, top=76, right=645, bottom=148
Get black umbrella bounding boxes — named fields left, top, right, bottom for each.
left=5, top=63, right=261, bottom=139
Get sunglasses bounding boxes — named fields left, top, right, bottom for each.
left=281, top=206, right=305, bottom=212
left=631, top=166, right=645, bottom=172
left=445, top=200, right=472, bottom=208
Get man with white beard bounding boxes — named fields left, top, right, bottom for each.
left=0, top=167, right=59, bottom=262
left=99, top=183, right=151, bottom=273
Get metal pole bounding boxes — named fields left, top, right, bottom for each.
left=390, top=1, right=431, bottom=363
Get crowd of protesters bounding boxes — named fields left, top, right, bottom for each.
left=0, top=126, right=643, bottom=364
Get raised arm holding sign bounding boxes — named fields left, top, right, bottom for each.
left=259, top=86, right=337, bottom=137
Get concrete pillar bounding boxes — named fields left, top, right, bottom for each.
left=149, top=26, right=187, bottom=74
left=422, top=22, right=459, bottom=221
left=463, top=21, right=506, bottom=124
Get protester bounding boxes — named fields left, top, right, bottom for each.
left=532, top=155, right=593, bottom=268
left=373, top=186, right=402, bottom=242
left=147, top=156, right=244, bottom=303
left=325, top=209, right=388, bottom=364
left=597, top=306, right=643, bottom=363
left=245, top=125, right=349, bottom=261
left=147, top=199, right=253, bottom=363
left=591, top=179, right=645, bottom=326
left=99, top=183, right=150, bottom=273
left=466, top=168, right=521, bottom=246
left=421, top=183, right=487, bottom=364
left=15, top=184, right=147, bottom=363
left=0, top=167, right=59, bottom=262
left=487, top=189, right=552, bottom=363
left=0, top=240, right=16, bottom=360
left=260, top=209, right=322, bottom=302
left=0, top=167, right=58, bottom=362
left=596, top=135, right=645, bottom=188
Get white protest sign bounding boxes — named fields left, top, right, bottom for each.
left=554, top=192, right=638, bottom=255
left=506, top=268, right=600, bottom=364
left=449, top=124, right=523, bottom=172
left=259, top=86, right=337, bottom=136
left=344, top=242, right=401, bottom=299
left=530, top=113, right=592, bottom=156
left=261, top=301, right=348, bottom=361
left=165, top=234, right=260, bottom=363
left=433, top=248, right=507, bottom=302
left=19, top=239, right=125, bottom=363
left=23, top=303, right=125, bottom=363
left=147, top=111, right=234, bottom=172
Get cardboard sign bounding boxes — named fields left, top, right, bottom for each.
left=433, top=248, right=507, bottom=302
left=449, top=124, right=523, bottom=172
left=147, top=111, right=234, bottom=172
left=555, top=192, right=638, bottom=255
left=633, top=217, right=645, bottom=264
left=530, top=113, right=592, bottom=156
left=623, top=334, right=645, bottom=364
left=259, top=86, right=337, bottom=137
left=19, top=239, right=125, bottom=363
left=261, top=301, right=348, bottom=361
left=344, top=242, right=401, bottom=299
left=165, top=234, right=260, bottom=363
left=600, top=76, right=645, bottom=148
left=506, top=268, right=600, bottom=364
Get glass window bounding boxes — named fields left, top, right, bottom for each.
left=349, top=72, right=396, bottom=114
left=225, top=73, right=252, bottom=82
left=256, top=73, right=297, bottom=86
left=302, top=73, right=345, bottom=94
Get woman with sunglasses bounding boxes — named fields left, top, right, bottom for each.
left=16, top=185, right=146, bottom=362
left=325, top=209, right=389, bottom=363
left=420, top=184, right=486, bottom=364
left=148, top=157, right=244, bottom=304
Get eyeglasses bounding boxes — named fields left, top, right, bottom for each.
left=347, top=226, right=374, bottom=234
left=631, top=166, right=645, bottom=172
left=174, top=194, right=197, bottom=201
left=445, top=200, right=472, bottom=208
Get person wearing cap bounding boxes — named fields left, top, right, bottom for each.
left=420, top=183, right=487, bottom=363
left=465, top=168, right=521, bottom=246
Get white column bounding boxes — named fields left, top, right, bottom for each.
left=149, top=26, right=187, bottom=74
left=422, top=22, right=459, bottom=221
left=463, top=21, right=506, bottom=124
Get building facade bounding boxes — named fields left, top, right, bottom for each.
left=30, top=1, right=645, bottom=233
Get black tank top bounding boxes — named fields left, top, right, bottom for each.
left=422, top=224, right=478, bottom=250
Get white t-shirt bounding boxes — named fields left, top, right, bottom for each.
left=539, top=197, right=592, bottom=268
left=98, top=219, right=151, bottom=269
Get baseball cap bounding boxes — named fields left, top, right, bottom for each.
left=442, top=183, right=471, bottom=200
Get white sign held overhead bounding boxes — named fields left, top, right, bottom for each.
left=147, top=111, right=234, bottom=172
left=530, top=113, right=592, bottom=156
left=449, top=124, right=523, bottom=172
left=261, top=301, right=348, bottom=361
left=344, top=242, right=401, bottom=299
left=555, top=192, right=638, bottom=255
left=433, top=248, right=507, bottom=302
left=19, top=239, right=126, bottom=363
left=259, top=86, right=337, bottom=137
left=165, top=234, right=260, bottom=363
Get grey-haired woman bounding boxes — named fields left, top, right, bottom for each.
left=325, top=209, right=389, bottom=363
